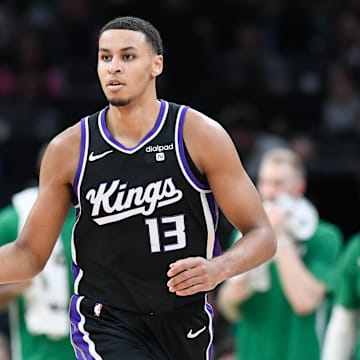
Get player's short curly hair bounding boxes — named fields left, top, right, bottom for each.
left=99, top=16, right=164, bottom=56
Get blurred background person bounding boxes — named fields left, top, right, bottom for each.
left=217, top=147, right=343, bottom=360
left=217, top=101, right=289, bottom=181
left=322, top=230, right=360, bottom=360
left=0, top=145, right=76, bottom=360
left=322, top=62, right=360, bottom=137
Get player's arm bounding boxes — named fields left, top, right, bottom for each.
left=167, top=109, right=276, bottom=296
left=0, top=126, right=79, bottom=283
left=0, top=282, right=31, bottom=310
left=0, top=206, right=31, bottom=308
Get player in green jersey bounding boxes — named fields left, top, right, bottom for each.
left=322, top=232, right=360, bottom=360
left=0, top=146, right=76, bottom=360
left=0, top=188, right=76, bottom=360
left=217, top=148, right=343, bottom=360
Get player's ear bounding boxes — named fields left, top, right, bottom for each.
left=152, top=55, right=163, bottom=77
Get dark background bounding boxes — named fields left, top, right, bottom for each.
left=0, top=0, right=359, bottom=239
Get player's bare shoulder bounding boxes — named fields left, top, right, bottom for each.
left=183, top=108, right=237, bottom=174
left=184, top=108, right=225, bottom=135
left=40, top=123, right=82, bottom=184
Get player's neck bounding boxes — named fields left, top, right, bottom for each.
left=106, top=98, right=162, bottom=148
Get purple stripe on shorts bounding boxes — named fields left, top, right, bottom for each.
left=205, top=302, right=214, bottom=360
left=69, top=295, right=94, bottom=359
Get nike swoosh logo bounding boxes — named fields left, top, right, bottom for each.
left=88, top=150, right=113, bottom=162
left=186, top=325, right=206, bottom=339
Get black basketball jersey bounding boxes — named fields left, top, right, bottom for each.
left=72, top=100, right=221, bottom=313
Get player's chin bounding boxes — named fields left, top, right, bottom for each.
left=108, top=96, right=131, bottom=107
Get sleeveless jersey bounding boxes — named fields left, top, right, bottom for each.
left=72, top=100, right=220, bottom=313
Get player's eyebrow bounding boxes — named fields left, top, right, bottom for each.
left=98, top=46, right=138, bottom=52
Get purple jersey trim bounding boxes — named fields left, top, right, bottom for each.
left=99, top=99, right=167, bottom=153
left=72, top=262, right=80, bottom=284
left=206, top=193, right=222, bottom=256
left=206, top=193, right=218, bottom=229
left=73, top=118, right=87, bottom=205
left=177, top=106, right=209, bottom=191
left=213, top=237, right=222, bottom=257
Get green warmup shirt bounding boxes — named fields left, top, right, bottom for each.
left=230, top=220, right=343, bottom=360
left=0, top=187, right=76, bottom=360
left=334, top=233, right=360, bottom=359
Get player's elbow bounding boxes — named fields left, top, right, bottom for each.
left=251, top=225, right=277, bottom=267
left=14, top=241, right=46, bottom=279
left=264, top=226, right=277, bottom=261
left=29, top=254, right=47, bottom=278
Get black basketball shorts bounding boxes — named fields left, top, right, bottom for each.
left=69, top=295, right=214, bottom=360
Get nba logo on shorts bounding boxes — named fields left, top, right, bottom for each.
left=94, top=303, right=103, bottom=317
left=156, top=152, right=165, bottom=162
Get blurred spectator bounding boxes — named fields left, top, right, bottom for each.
left=322, top=62, right=360, bottom=136
left=212, top=16, right=292, bottom=106
left=322, top=231, right=360, bottom=360
left=218, top=102, right=288, bottom=180
left=217, top=148, right=343, bottom=360
left=289, top=132, right=318, bottom=176
left=331, top=10, right=360, bottom=69
left=214, top=337, right=235, bottom=360
left=0, top=145, right=76, bottom=360
left=0, top=23, right=66, bottom=142
left=290, top=133, right=316, bottom=164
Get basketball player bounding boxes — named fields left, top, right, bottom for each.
left=0, top=16, right=276, bottom=359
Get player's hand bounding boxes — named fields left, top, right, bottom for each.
left=167, top=256, right=219, bottom=296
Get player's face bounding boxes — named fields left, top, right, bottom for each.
left=97, top=29, right=163, bottom=106
left=257, top=162, right=303, bottom=201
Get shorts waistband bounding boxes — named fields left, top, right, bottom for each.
left=80, top=296, right=205, bottom=318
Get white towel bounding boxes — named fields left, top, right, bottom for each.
left=12, top=187, right=70, bottom=339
